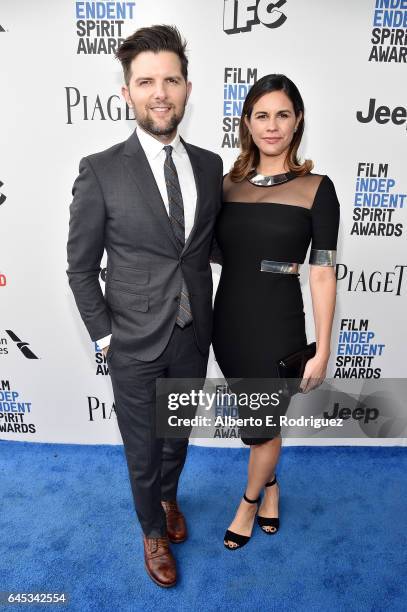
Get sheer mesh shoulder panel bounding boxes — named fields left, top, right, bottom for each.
left=223, top=173, right=325, bottom=209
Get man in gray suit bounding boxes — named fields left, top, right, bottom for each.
left=67, top=25, right=223, bottom=588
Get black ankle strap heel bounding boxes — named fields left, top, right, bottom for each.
left=264, top=475, right=277, bottom=488
left=257, top=476, right=280, bottom=535
left=223, top=492, right=260, bottom=551
left=243, top=493, right=260, bottom=504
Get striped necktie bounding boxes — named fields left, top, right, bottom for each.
left=163, top=145, right=193, bottom=328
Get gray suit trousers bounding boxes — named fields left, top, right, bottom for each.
left=107, top=323, right=208, bottom=537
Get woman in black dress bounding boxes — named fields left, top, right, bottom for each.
left=212, top=74, right=340, bottom=550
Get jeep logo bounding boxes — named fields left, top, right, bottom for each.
left=356, top=98, right=407, bottom=129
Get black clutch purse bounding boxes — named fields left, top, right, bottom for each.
left=276, top=342, right=316, bottom=395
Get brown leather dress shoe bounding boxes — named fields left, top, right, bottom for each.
left=143, top=535, right=176, bottom=588
left=161, top=500, right=188, bottom=543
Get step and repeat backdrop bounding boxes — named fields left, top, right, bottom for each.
left=1, top=0, right=406, bottom=446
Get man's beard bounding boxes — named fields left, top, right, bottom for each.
left=141, top=112, right=180, bottom=136
left=134, top=104, right=186, bottom=137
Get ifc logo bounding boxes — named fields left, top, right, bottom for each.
left=223, top=0, right=287, bottom=35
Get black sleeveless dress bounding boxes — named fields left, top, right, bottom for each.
left=212, top=172, right=340, bottom=445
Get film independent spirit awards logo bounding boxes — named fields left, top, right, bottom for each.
left=368, top=0, right=407, bottom=63
left=74, top=0, right=136, bottom=54
left=350, top=162, right=406, bottom=238
left=223, top=0, right=287, bottom=34
left=0, top=379, right=36, bottom=435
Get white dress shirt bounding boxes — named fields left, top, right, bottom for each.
left=97, top=126, right=197, bottom=350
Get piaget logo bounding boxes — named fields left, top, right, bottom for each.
left=65, top=87, right=135, bottom=124
left=223, top=0, right=287, bottom=35
left=336, top=264, right=407, bottom=296
left=87, top=396, right=116, bottom=421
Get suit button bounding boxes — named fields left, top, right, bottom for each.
left=180, top=257, right=184, bottom=264
left=174, top=296, right=180, bottom=302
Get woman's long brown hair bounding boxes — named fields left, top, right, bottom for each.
left=230, top=74, right=313, bottom=182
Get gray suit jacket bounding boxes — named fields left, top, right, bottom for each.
left=67, top=129, right=223, bottom=361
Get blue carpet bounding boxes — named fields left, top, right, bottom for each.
left=0, top=441, right=406, bottom=612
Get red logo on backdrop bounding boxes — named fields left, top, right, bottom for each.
left=0, top=274, right=6, bottom=286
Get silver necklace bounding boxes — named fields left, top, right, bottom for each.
left=247, top=170, right=297, bottom=187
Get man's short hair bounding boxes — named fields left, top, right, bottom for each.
left=116, top=24, right=188, bottom=85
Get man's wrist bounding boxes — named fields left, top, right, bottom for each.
left=97, top=334, right=112, bottom=350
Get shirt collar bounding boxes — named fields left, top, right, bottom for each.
left=136, top=125, right=183, bottom=160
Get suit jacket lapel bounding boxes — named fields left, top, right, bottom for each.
left=180, top=137, right=203, bottom=254
left=123, top=129, right=179, bottom=252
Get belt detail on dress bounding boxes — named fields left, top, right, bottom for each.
left=260, top=260, right=300, bottom=275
